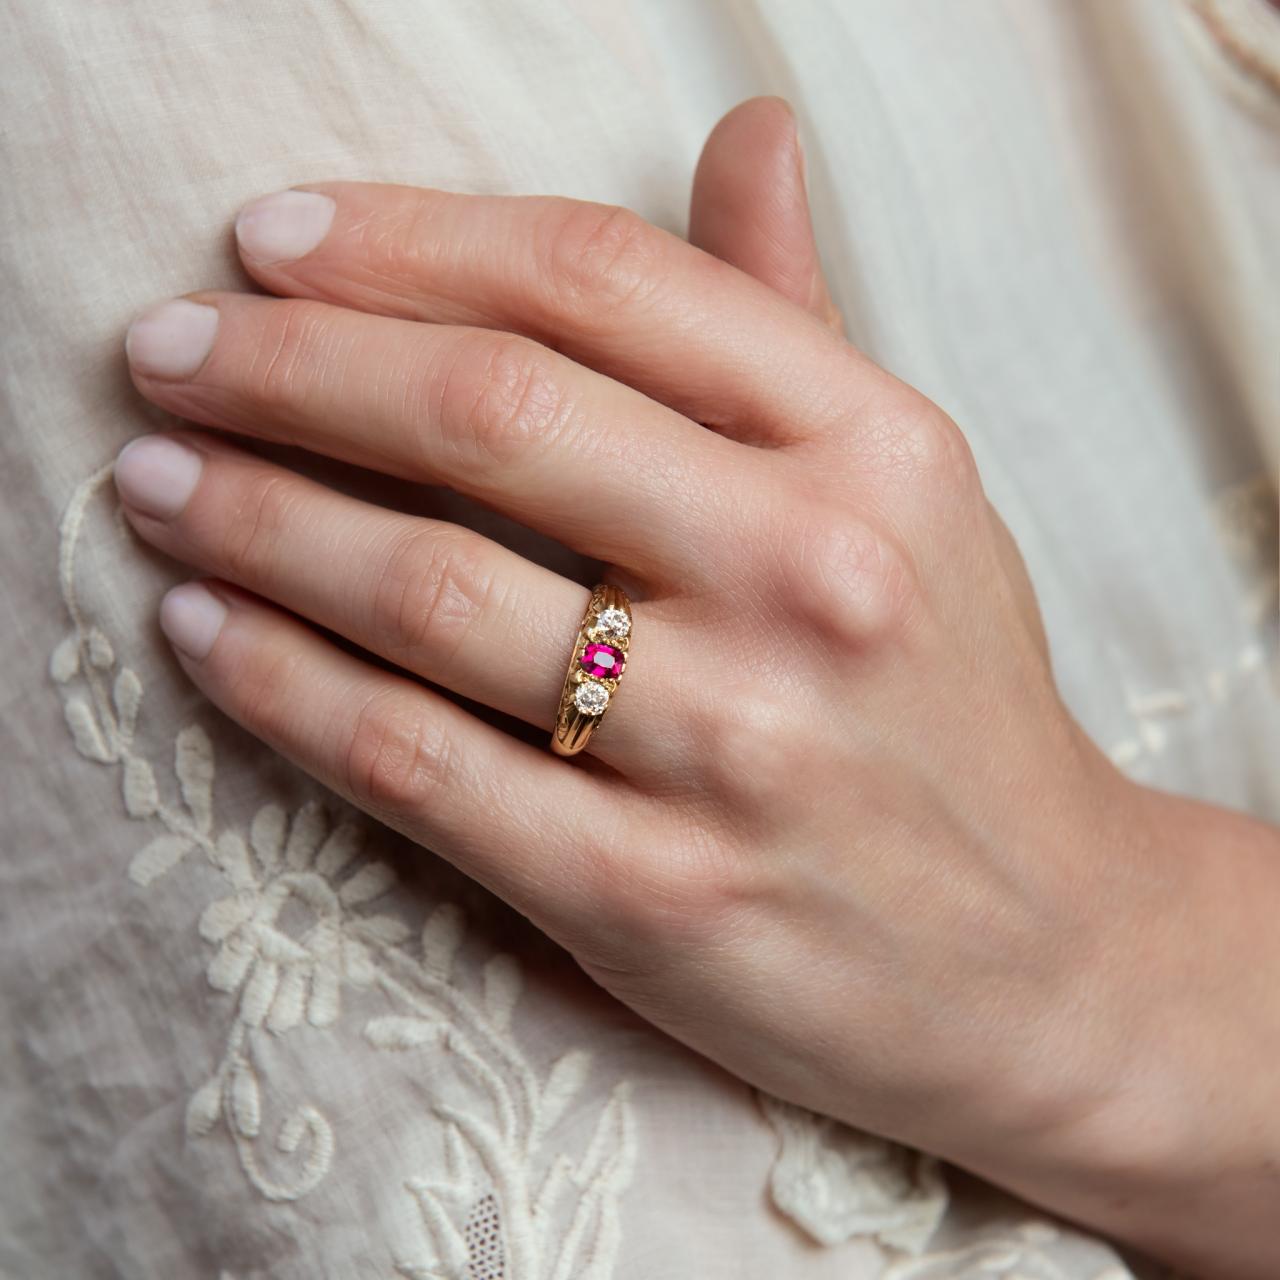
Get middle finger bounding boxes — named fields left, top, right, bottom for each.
left=124, top=290, right=755, bottom=582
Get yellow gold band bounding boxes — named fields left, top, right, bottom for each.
left=551, top=584, right=632, bottom=756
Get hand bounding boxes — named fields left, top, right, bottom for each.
left=114, top=99, right=1280, bottom=1275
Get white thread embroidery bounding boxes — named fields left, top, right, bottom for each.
left=1107, top=472, right=1277, bottom=770
left=52, top=466, right=637, bottom=1275
left=879, top=1221, right=1125, bottom=1280
left=758, top=1095, right=947, bottom=1254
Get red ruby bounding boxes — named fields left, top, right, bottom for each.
left=580, top=642, right=625, bottom=679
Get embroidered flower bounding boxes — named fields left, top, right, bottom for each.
left=198, top=802, right=408, bottom=1031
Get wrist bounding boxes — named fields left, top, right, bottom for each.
left=956, top=772, right=1280, bottom=1277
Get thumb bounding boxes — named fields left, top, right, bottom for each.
left=690, top=96, right=842, bottom=330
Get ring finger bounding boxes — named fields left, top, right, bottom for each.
left=113, top=431, right=666, bottom=766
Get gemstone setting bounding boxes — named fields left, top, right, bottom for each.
left=579, top=642, right=625, bottom=679
left=573, top=681, right=610, bottom=715
left=593, top=606, right=631, bottom=640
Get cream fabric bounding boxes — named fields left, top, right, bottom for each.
left=2, top=1, right=1277, bottom=1277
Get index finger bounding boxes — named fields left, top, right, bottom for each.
left=231, top=182, right=888, bottom=446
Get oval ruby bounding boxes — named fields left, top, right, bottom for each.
left=580, top=642, right=625, bottom=679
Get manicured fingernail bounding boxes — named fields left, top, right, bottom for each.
left=160, top=582, right=227, bottom=661
left=114, top=435, right=203, bottom=519
left=126, top=299, right=219, bottom=379
left=235, top=189, right=335, bottom=264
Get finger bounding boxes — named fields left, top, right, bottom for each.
left=124, top=291, right=753, bottom=581
left=155, top=578, right=636, bottom=932
left=229, top=178, right=885, bottom=446
left=114, top=430, right=660, bottom=765
left=689, top=96, right=843, bottom=332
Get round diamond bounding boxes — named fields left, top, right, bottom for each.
left=594, top=606, right=631, bottom=640
left=574, top=682, right=610, bottom=715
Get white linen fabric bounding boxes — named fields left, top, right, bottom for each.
left=1, top=1, right=1276, bottom=1277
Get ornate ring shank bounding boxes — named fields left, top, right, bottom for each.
left=551, top=584, right=632, bottom=757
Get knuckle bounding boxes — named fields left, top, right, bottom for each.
left=219, top=471, right=301, bottom=580
left=359, top=190, right=447, bottom=282
left=371, top=525, right=495, bottom=673
left=909, top=409, right=977, bottom=485
left=437, top=332, right=577, bottom=471
left=232, top=642, right=308, bottom=742
left=540, top=199, right=665, bottom=315
left=684, top=687, right=807, bottom=821
left=342, top=689, right=454, bottom=814
left=852, top=391, right=978, bottom=490
left=245, top=301, right=327, bottom=413
left=579, top=822, right=750, bottom=962
left=785, top=506, right=922, bottom=645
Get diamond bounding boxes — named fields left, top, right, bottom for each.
left=574, top=682, right=610, bottom=715
left=580, top=642, right=625, bottom=679
left=593, top=606, right=631, bottom=640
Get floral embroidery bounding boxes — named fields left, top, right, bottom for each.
left=1107, top=471, right=1276, bottom=771
left=878, top=1221, right=1129, bottom=1279
left=52, top=465, right=637, bottom=1274
left=758, top=1094, right=947, bottom=1254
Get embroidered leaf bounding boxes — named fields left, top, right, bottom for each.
left=575, top=1080, right=635, bottom=1188
left=198, top=893, right=255, bottom=943
left=277, top=1100, right=332, bottom=1162
left=532, top=1153, right=573, bottom=1224
left=231, top=1063, right=261, bottom=1137
left=365, top=1015, right=442, bottom=1050
left=539, top=1049, right=593, bottom=1135
left=50, top=634, right=80, bottom=683
left=359, top=914, right=412, bottom=946
left=240, top=958, right=280, bottom=1027
left=185, top=1076, right=223, bottom=1137
left=284, top=800, right=327, bottom=870
left=435, top=1105, right=506, bottom=1178
left=481, top=953, right=521, bottom=1031
left=112, top=668, right=144, bottom=742
left=277, top=1108, right=308, bottom=1153
left=122, top=756, right=159, bottom=818
left=404, top=1177, right=472, bottom=1270
left=758, top=1093, right=948, bottom=1252
left=341, top=937, right=376, bottom=986
left=64, top=698, right=112, bottom=762
left=213, top=831, right=255, bottom=890
left=256, top=926, right=309, bottom=966
left=87, top=627, right=114, bottom=669
left=421, top=903, right=465, bottom=978
left=277, top=1105, right=333, bottom=1195
left=442, top=1121, right=469, bottom=1181
left=249, top=804, right=287, bottom=874
left=338, top=860, right=395, bottom=906
left=307, top=965, right=340, bottom=1027
left=315, top=821, right=362, bottom=878
left=266, top=967, right=309, bottom=1034
left=394, top=1265, right=450, bottom=1280
left=175, top=724, right=214, bottom=832
left=128, top=834, right=192, bottom=886
left=207, top=941, right=254, bottom=992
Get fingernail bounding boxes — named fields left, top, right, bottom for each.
left=126, top=299, right=219, bottom=379
left=235, top=189, right=336, bottom=264
left=160, top=582, right=227, bottom=661
left=114, top=435, right=203, bottom=519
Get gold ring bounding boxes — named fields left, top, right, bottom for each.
left=551, top=584, right=632, bottom=756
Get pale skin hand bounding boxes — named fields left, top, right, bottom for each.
left=113, top=99, right=1280, bottom=1276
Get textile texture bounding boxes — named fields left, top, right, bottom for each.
left=1, top=1, right=1276, bottom=1276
